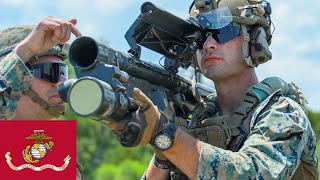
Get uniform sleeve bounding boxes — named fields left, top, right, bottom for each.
left=196, top=96, right=317, bottom=180
left=0, top=52, right=32, bottom=119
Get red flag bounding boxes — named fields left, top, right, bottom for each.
left=0, top=120, right=76, bottom=180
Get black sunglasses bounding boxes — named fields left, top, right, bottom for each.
left=31, top=63, right=68, bottom=83
left=198, top=22, right=241, bottom=49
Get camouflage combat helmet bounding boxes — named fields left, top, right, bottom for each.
left=189, top=0, right=273, bottom=67
left=0, top=25, right=69, bottom=61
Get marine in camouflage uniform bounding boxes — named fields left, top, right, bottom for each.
left=0, top=24, right=70, bottom=119
left=104, top=0, right=318, bottom=179
left=191, top=0, right=317, bottom=179
left=0, top=18, right=84, bottom=180
left=192, top=1, right=317, bottom=179
left=0, top=17, right=81, bottom=119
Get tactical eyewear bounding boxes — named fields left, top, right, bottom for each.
left=198, top=22, right=241, bottom=49
left=31, top=63, right=68, bottom=83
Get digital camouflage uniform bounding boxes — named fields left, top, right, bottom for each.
left=0, top=25, right=34, bottom=120
left=0, top=52, right=32, bottom=119
left=197, top=93, right=318, bottom=179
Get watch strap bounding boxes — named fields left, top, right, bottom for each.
left=153, top=155, right=172, bottom=169
left=163, top=123, right=177, bottom=138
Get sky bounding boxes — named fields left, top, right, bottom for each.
left=0, top=0, right=319, bottom=111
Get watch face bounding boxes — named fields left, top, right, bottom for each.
left=154, top=134, right=172, bottom=150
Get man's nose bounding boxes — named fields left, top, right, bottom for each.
left=203, top=35, right=219, bottom=50
left=55, top=74, right=67, bottom=86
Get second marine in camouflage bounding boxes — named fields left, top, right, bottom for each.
left=102, top=0, right=318, bottom=179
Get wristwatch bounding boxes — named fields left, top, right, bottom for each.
left=153, top=123, right=177, bottom=151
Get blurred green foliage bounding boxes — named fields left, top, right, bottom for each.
left=306, top=109, right=320, bottom=174
left=307, top=109, right=320, bottom=139
left=62, top=59, right=320, bottom=179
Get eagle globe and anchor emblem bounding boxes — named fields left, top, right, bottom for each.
left=23, top=130, right=54, bottom=163
left=5, top=130, right=71, bottom=171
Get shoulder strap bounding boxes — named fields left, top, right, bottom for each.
left=226, top=92, right=260, bottom=151
left=226, top=77, right=304, bottom=151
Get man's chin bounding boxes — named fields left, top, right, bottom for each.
left=48, top=104, right=66, bottom=118
left=55, top=104, right=66, bottom=113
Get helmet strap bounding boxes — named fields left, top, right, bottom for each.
left=191, top=56, right=205, bottom=105
left=23, top=89, right=65, bottom=118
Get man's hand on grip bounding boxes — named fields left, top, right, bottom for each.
left=106, top=88, right=168, bottom=147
